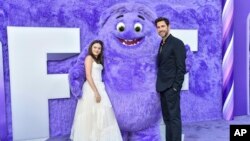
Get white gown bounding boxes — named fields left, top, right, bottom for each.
left=70, top=61, right=122, bottom=141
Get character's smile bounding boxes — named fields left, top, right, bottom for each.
left=117, top=37, right=144, bottom=46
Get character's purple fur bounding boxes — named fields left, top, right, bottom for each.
left=69, top=2, right=192, bottom=141
left=98, top=3, right=162, bottom=141
left=185, top=45, right=193, bottom=72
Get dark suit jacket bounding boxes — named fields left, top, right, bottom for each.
left=156, top=34, right=186, bottom=92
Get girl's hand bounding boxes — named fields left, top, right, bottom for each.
left=95, top=93, right=101, bottom=103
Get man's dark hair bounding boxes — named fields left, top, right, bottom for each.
left=154, top=17, right=170, bottom=26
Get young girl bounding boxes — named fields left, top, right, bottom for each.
left=70, top=40, right=122, bottom=141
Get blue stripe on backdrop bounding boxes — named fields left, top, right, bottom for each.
left=0, top=41, right=7, bottom=141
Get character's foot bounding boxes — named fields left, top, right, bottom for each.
left=129, top=124, right=161, bottom=141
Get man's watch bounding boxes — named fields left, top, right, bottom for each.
left=172, top=87, right=177, bottom=92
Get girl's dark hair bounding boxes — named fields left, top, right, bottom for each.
left=88, top=40, right=104, bottom=65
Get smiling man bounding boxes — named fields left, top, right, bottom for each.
left=155, top=17, right=186, bottom=141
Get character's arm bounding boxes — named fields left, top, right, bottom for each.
left=68, top=51, right=86, bottom=99
left=185, top=44, right=193, bottom=73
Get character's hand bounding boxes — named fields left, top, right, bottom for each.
left=69, top=68, right=84, bottom=99
left=70, top=81, right=82, bottom=99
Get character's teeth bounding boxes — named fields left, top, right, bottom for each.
left=117, top=37, right=143, bottom=46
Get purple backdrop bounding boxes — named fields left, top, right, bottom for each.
left=0, top=0, right=224, bottom=139
left=234, top=0, right=250, bottom=116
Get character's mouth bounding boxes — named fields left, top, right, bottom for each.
left=117, top=37, right=144, bottom=46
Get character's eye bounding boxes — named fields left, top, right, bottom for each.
left=134, top=23, right=142, bottom=32
left=116, top=22, right=125, bottom=32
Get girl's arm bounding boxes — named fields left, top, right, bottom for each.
left=85, top=55, right=101, bottom=102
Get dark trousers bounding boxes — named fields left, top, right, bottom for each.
left=160, top=88, right=182, bottom=141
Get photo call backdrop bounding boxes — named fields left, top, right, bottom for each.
left=0, top=0, right=249, bottom=140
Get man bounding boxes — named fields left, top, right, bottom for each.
left=155, top=17, right=186, bottom=141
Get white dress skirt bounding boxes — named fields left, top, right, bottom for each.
left=70, top=62, right=122, bottom=141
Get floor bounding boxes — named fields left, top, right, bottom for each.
left=46, top=115, right=250, bottom=141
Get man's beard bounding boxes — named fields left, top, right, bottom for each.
left=159, top=31, right=168, bottom=38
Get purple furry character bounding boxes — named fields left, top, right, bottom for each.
left=98, top=3, right=162, bottom=141
left=69, top=2, right=162, bottom=141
